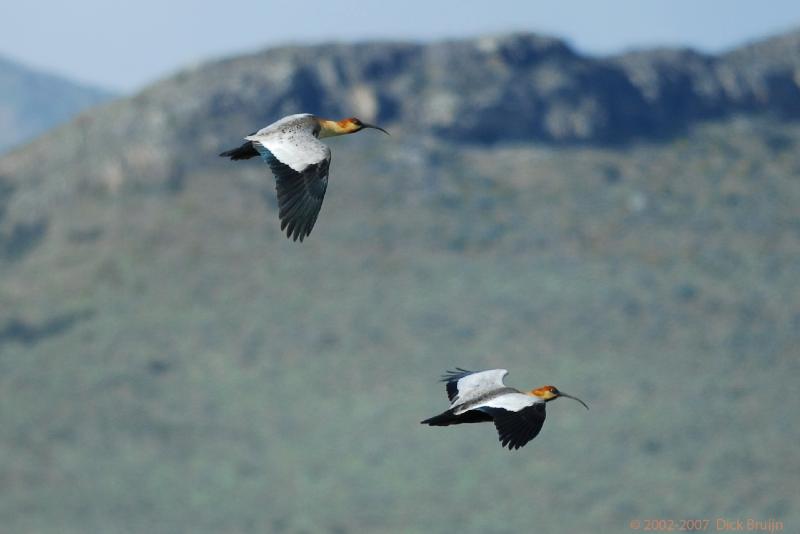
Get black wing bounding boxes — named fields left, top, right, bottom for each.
left=440, top=368, right=474, bottom=402
left=478, top=404, right=546, bottom=450
left=261, top=148, right=330, bottom=242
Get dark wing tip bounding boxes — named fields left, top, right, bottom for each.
left=482, top=405, right=545, bottom=451
left=439, top=367, right=473, bottom=382
left=283, top=203, right=318, bottom=242
left=440, top=368, right=474, bottom=402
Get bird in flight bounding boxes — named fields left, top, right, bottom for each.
left=421, top=368, right=589, bottom=450
left=220, top=113, right=389, bottom=242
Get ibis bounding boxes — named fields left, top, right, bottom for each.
left=421, top=368, right=589, bottom=450
left=220, top=114, right=389, bottom=241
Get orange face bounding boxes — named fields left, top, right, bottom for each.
left=319, top=118, right=361, bottom=137
left=337, top=117, right=364, bottom=131
left=530, top=385, right=560, bottom=400
left=319, top=117, right=388, bottom=138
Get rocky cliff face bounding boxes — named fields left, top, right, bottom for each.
left=4, top=29, right=800, bottom=205
left=175, top=29, right=800, bottom=143
left=196, top=29, right=800, bottom=144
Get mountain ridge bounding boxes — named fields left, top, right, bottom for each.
left=154, top=26, right=800, bottom=144
left=3, top=27, right=799, bottom=218
left=0, top=54, right=113, bottom=153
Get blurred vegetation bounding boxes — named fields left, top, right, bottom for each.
left=0, top=112, right=797, bottom=532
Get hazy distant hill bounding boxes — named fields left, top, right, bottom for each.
left=0, top=30, right=798, bottom=534
left=0, top=55, right=112, bottom=153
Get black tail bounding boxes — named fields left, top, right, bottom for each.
left=421, top=409, right=493, bottom=426
left=219, top=141, right=259, bottom=161
left=421, top=410, right=459, bottom=426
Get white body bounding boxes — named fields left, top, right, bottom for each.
left=245, top=113, right=331, bottom=172
left=448, top=368, right=541, bottom=414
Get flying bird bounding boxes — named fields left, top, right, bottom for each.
left=421, top=368, right=589, bottom=450
left=220, top=113, right=389, bottom=242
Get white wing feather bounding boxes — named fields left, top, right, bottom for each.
left=449, top=369, right=509, bottom=407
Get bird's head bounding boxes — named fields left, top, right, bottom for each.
left=530, top=385, right=589, bottom=409
left=319, top=117, right=389, bottom=138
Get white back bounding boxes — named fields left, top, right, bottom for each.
left=245, top=114, right=329, bottom=173
left=449, top=368, right=509, bottom=407
left=474, top=392, right=540, bottom=412
left=252, top=113, right=314, bottom=137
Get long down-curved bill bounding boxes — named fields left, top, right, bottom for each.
left=560, top=392, right=589, bottom=410
left=362, top=122, right=390, bottom=135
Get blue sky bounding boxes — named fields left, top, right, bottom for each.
left=3, top=0, right=800, bottom=92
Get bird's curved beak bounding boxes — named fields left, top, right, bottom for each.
left=558, top=392, right=589, bottom=410
left=362, top=122, right=390, bottom=135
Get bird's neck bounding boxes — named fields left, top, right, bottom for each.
left=319, top=119, right=356, bottom=138
left=529, top=388, right=556, bottom=401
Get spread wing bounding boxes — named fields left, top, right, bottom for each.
left=247, top=132, right=331, bottom=242
left=476, top=394, right=546, bottom=450
left=440, top=368, right=509, bottom=406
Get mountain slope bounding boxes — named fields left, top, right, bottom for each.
left=0, top=31, right=798, bottom=533
left=0, top=55, right=113, bottom=153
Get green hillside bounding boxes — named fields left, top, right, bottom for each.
left=0, top=33, right=798, bottom=533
